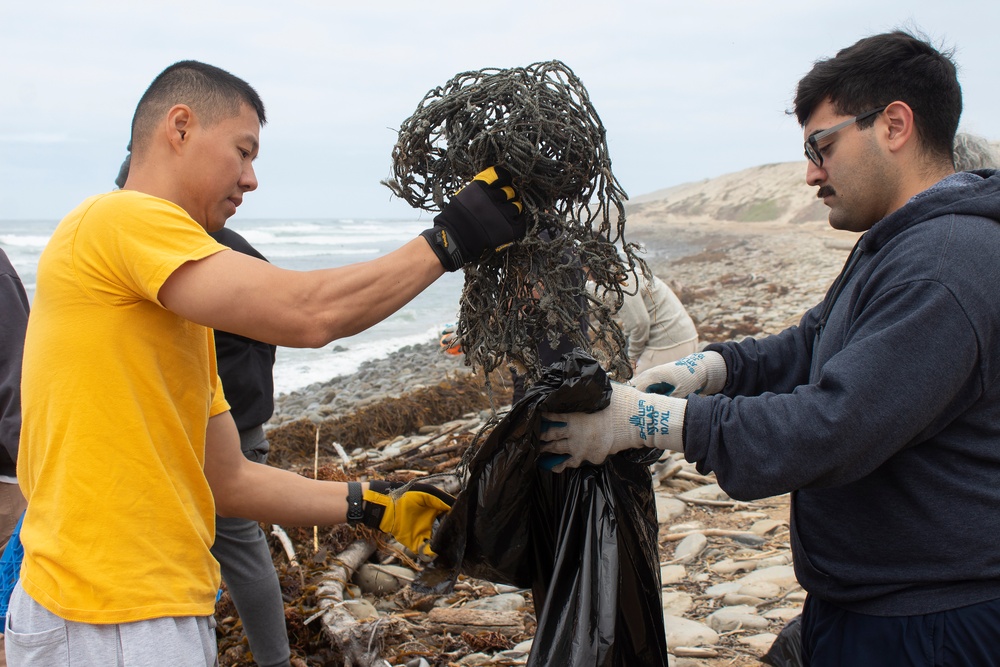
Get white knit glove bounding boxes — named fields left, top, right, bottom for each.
left=539, top=383, right=687, bottom=473
left=631, top=351, right=727, bottom=397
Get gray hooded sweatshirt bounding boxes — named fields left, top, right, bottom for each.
left=685, top=171, right=1000, bottom=615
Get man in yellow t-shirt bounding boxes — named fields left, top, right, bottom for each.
left=7, top=60, right=525, bottom=666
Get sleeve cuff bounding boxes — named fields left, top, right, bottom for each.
left=702, top=351, right=728, bottom=395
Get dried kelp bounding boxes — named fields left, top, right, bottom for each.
left=384, top=60, right=647, bottom=382
left=266, top=372, right=509, bottom=469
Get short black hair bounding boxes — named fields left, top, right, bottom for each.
left=130, top=60, right=266, bottom=153
left=794, top=30, right=961, bottom=162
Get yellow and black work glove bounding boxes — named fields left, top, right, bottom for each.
left=421, top=166, right=526, bottom=272
left=356, top=480, right=454, bottom=558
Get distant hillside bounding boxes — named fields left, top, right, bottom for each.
left=625, top=161, right=826, bottom=228
left=626, top=142, right=1000, bottom=229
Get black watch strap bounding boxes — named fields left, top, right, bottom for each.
left=346, top=482, right=364, bottom=525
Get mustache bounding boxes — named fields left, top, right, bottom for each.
left=817, top=186, right=836, bottom=199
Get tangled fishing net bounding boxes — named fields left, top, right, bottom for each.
left=384, top=60, right=647, bottom=383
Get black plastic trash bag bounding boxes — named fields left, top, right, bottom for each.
left=420, top=349, right=669, bottom=666
left=761, top=615, right=804, bottom=667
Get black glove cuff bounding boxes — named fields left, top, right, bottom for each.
left=421, top=227, right=464, bottom=272
left=361, top=480, right=395, bottom=529
left=346, top=481, right=364, bottom=525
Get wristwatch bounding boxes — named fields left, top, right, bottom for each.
left=346, top=482, right=364, bottom=525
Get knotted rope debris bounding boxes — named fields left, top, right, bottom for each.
left=384, top=60, right=646, bottom=382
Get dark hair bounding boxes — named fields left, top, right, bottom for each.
left=794, top=30, right=961, bottom=161
left=130, top=60, right=266, bottom=152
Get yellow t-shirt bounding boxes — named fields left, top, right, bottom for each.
left=18, top=190, right=231, bottom=624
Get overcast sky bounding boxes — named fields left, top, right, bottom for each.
left=2, top=1, right=997, bottom=222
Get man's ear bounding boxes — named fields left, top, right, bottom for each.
left=165, top=104, right=194, bottom=153
left=883, top=100, right=915, bottom=154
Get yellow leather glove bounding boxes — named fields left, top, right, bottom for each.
left=421, top=165, right=526, bottom=271
left=361, top=480, right=454, bottom=558
left=468, top=165, right=524, bottom=215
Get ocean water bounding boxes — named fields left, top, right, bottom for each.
left=0, top=217, right=464, bottom=395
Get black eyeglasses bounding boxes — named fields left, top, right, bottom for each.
left=804, top=106, right=887, bottom=167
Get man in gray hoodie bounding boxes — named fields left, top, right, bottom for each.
left=541, top=30, right=1000, bottom=666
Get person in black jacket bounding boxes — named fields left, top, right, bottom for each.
left=0, top=250, right=28, bottom=540
left=0, top=248, right=29, bottom=667
left=540, top=30, right=1000, bottom=666
left=207, top=228, right=288, bottom=667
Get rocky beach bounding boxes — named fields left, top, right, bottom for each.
left=224, top=161, right=859, bottom=666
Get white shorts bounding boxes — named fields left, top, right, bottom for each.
left=4, top=583, right=217, bottom=667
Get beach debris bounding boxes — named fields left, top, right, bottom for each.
left=265, top=372, right=508, bottom=468
left=383, top=60, right=647, bottom=383
left=217, top=223, right=852, bottom=664
left=222, top=414, right=798, bottom=666
left=306, top=539, right=389, bottom=667
left=270, top=524, right=300, bottom=569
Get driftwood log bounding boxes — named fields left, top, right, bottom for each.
left=310, top=539, right=390, bottom=667
left=426, top=608, right=524, bottom=636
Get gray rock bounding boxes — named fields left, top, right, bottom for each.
left=464, top=593, right=525, bottom=613
left=489, top=649, right=529, bottom=664
left=677, top=483, right=730, bottom=502
left=669, top=521, right=704, bottom=532
left=722, top=593, right=764, bottom=606
left=750, top=519, right=786, bottom=535
left=673, top=532, right=708, bottom=563
left=739, top=632, right=779, bottom=653
left=739, top=581, right=782, bottom=599
left=730, top=532, right=767, bottom=547
left=706, top=605, right=770, bottom=632
left=354, top=563, right=415, bottom=596
left=709, top=558, right=757, bottom=575
left=665, top=615, right=719, bottom=648
left=511, top=639, right=533, bottom=653
left=734, top=564, right=798, bottom=592
left=763, top=607, right=802, bottom=622
left=655, top=495, right=687, bottom=524
left=341, top=598, right=378, bottom=620
left=660, top=564, right=687, bottom=585
left=705, top=581, right=741, bottom=598
left=661, top=590, right=694, bottom=616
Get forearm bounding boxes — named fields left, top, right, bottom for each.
left=292, top=238, right=445, bottom=344
left=687, top=283, right=980, bottom=498
left=710, top=305, right=821, bottom=396
left=161, top=165, right=525, bottom=347
left=204, top=412, right=361, bottom=524
left=215, top=461, right=360, bottom=526
left=161, top=237, right=444, bottom=348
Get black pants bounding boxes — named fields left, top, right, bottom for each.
left=801, top=594, right=1000, bottom=666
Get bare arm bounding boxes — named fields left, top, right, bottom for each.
left=204, top=412, right=362, bottom=524
left=159, top=237, right=444, bottom=348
